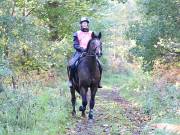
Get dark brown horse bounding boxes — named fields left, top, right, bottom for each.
left=68, top=32, right=102, bottom=119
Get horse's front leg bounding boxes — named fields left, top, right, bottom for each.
left=79, top=87, right=88, bottom=117
left=89, top=86, right=97, bottom=119
left=70, top=87, right=76, bottom=116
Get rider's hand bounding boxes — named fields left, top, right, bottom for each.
left=80, top=47, right=86, bottom=52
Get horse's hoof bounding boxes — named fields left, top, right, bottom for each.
left=82, top=112, right=86, bottom=118
left=88, top=113, right=93, bottom=119
left=72, top=111, right=76, bottom=117
left=79, top=106, right=84, bottom=111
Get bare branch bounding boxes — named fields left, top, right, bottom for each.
left=25, top=8, right=35, bottom=17
left=11, top=0, right=16, bottom=16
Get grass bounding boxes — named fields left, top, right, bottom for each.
left=102, top=70, right=179, bottom=134
left=0, top=67, right=179, bottom=135
left=0, top=76, right=72, bottom=135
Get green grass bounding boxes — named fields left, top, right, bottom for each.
left=0, top=69, right=179, bottom=135
left=102, top=70, right=179, bottom=113
left=102, top=70, right=179, bottom=134
left=0, top=78, right=72, bottom=135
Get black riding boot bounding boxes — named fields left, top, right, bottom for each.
left=68, top=52, right=81, bottom=88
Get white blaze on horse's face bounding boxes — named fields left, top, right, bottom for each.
left=94, top=39, right=102, bottom=57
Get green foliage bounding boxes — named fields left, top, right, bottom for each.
left=36, top=0, right=108, bottom=41
left=126, top=0, right=180, bottom=70
left=103, top=68, right=179, bottom=134
left=0, top=81, right=71, bottom=135
left=0, top=0, right=110, bottom=74
left=1, top=0, right=178, bottom=134
left=0, top=0, right=50, bottom=72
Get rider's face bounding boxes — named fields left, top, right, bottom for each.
left=81, top=21, right=89, bottom=29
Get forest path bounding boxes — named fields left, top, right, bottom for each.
left=66, top=88, right=151, bottom=135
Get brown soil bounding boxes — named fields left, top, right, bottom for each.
left=66, top=88, right=151, bottom=135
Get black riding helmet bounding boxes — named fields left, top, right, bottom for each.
left=80, top=17, right=89, bottom=24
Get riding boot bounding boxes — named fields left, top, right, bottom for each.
left=68, top=52, right=80, bottom=88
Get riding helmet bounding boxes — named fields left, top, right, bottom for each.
left=80, top=17, right=89, bottom=24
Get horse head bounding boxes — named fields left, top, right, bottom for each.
left=86, top=32, right=102, bottom=57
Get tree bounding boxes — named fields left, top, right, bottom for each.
left=0, top=0, right=110, bottom=73
left=126, top=0, right=180, bottom=70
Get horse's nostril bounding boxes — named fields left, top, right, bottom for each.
left=96, top=53, right=102, bottom=57
left=98, top=52, right=102, bottom=57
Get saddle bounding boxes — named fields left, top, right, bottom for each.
left=72, top=52, right=100, bottom=86
left=74, top=52, right=87, bottom=70
left=72, top=52, right=87, bottom=83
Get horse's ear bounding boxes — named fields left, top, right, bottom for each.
left=98, top=32, right=102, bottom=39
left=91, top=32, right=95, bottom=38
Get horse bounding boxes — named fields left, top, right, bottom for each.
left=68, top=32, right=102, bottom=119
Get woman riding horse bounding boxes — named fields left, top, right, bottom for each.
left=68, top=17, right=102, bottom=88
left=67, top=17, right=103, bottom=119
left=68, top=31, right=102, bottom=119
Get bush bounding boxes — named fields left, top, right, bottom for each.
left=0, top=79, right=71, bottom=135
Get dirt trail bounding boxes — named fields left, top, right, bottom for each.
left=66, top=88, right=151, bottom=135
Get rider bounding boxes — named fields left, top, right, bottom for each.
left=68, top=17, right=102, bottom=88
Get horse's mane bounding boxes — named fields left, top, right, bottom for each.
left=86, top=35, right=99, bottom=52
left=86, top=38, right=93, bottom=52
